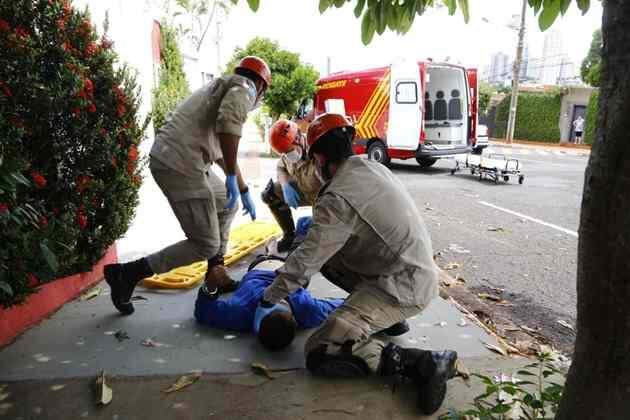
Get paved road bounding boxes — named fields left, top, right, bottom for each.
left=389, top=146, right=588, bottom=352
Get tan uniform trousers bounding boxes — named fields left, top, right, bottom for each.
left=304, top=254, right=425, bottom=372
left=146, top=158, right=237, bottom=274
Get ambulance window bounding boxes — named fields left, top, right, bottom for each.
left=395, top=82, right=418, bottom=104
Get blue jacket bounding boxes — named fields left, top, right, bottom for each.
left=194, top=269, right=343, bottom=332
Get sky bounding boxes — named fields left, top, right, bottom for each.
left=212, top=0, right=603, bottom=77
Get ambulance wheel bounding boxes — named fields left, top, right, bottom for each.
left=416, top=158, right=437, bottom=168
left=367, top=141, right=390, bottom=166
left=503, top=175, right=510, bottom=182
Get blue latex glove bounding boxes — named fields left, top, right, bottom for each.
left=241, top=190, right=256, bottom=220
left=281, top=183, right=301, bottom=209
left=225, top=174, right=239, bottom=210
left=253, top=301, right=289, bottom=334
left=296, top=216, right=313, bottom=236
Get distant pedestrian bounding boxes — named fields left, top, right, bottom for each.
left=573, top=115, right=585, bottom=144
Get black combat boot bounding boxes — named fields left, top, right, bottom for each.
left=380, top=320, right=410, bottom=337
left=104, top=258, right=153, bottom=315
left=269, top=205, right=296, bottom=253
left=379, top=343, right=458, bottom=415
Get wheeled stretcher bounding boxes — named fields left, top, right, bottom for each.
left=451, top=153, right=525, bottom=184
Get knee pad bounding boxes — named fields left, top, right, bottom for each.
left=261, top=178, right=282, bottom=206
left=306, top=343, right=370, bottom=378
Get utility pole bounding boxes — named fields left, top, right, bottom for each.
left=505, top=0, right=527, bottom=144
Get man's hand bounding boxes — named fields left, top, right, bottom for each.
left=225, top=175, right=240, bottom=209
left=253, top=299, right=288, bottom=334
left=281, top=183, right=300, bottom=209
left=241, top=189, right=256, bottom=220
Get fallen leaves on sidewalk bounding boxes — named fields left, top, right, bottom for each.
left=95, top=371, right=113, bottom=405
left=163, top=372, right=202, bottom=394
left=557, top=320, right=576, bottom=333
left=457, top=318, right=468, bottom=327
left=487, top=226, right=506, bottom=232
left=482, top=341, right=508, bottom=356
left=477, top=293, right=502, bottom=302
left=454, top=360, right=471, bottom=387
left=443, top=262, right=461, bottom=271
left=114, top=330, right=129, bottom=342
left=251, top=363, right=274, bottom=380
left=80, top=287, right=102, bottom=301
left=435, top=321, right=448, bottom=328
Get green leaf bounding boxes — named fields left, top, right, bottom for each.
left=577, top=0, right=590, bottom=14
left=376, top=0, right=388, bottom=35
left=517, top=370, right=537, bottom=376
left=538, top=0, right=561, bottom=31
left=247, top=0, right=260, bottom=12
left=457, top=0, right=470, bottom=22
left=528, top=0, right=543, bottom=14
left=443, top=0, right=456, bottom=15
left=354, top=0, right=366, bottom=17
left=40, top=241, right=59, bottom=273
left=491, top=403, right=512, bottom=414
left=333, top=0, right=346, bottom=7
left=0, top=281, right=13, bottom=297
left=560, top=0, right=570, bottom=15
left=361, top=9, right=376, bottom=45
left=319, top=0, right=331, bottom=13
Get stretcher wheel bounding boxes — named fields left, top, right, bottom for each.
left=503, top=175, right=510, bottom=182
left=519, top=175, right=525, bottom=185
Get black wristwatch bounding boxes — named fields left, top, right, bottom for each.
left=201, top=283, right=218, bottom=300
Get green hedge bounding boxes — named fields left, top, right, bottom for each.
left=494, top=92, right=561, bottom=142
left=584, top=91, right=598, bottom=145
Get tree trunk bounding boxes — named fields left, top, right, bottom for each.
left=556, top=1, right=630, bottom=419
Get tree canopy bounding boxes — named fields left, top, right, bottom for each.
left=580, top=29, right=601, bottom=87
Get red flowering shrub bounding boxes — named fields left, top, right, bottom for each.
left=0, top=0, right=148, bottom=307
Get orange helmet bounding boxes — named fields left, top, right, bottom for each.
left=307, top=113, right=355, bottom=155
left=270, top=119, right=299, bottom=154
left=235, top=56, right=271, bottom=88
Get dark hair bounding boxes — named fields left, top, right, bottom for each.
left=309, top=127, right=354, bottom=163
left=235, top=67, right=264, bottom=87
left=258, top=310, right=297, bottom=351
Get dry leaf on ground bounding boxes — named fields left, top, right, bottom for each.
left=557, top=320, right=575, bottom=333
left=487, top=227, right=506, bottom=232
left=80, top=287, right=102, bottom=301
left=482, top=341, right=508, bottom=356
left=435, top=321, right=448, bottom=327
left=95, top=371, right=113, bottom=405
left=443, top=262, right=461, bottom=270
left=163, top=372, right=202, bottom=394
left=114, top=330, right=129, bottom=342
left=251, top=363, right=274, bottom=380
left=455, top=359, right=471, bottom=387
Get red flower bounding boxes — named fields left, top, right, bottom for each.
left=0, top=81, right=12, bottom=97
left=0, top=202, right=9, bottom=214
left=77, top=212, right=87, bottom=229
left=27, top=273, right=39, bottom=287
left=117, top=103, right=126, bottom=117
left=39, top=215, right=48, bottom=228
left=0, top=19, right=9, bottom=32
left=101, top=37, right=112, bottom=50
left=84, top=78, right=93, bottom=94
left=128, top=145, right=139, bottom=162
left=71, top=107, right=81, bottom=118
left=31, top=171, right=47, bottom=189
left=132, top=175, right=142, bottom=186
left=87, top=102, right=96, bottom=113
left=75, top=175, right=91, bottom=192
left=62, top=41, right=71, bottom=52
left=15, top=27, right=29, bottom=39
left=56, top=18, right=66, bottom=30
left=100, top=128, right=107, bottom=137
left=85, top=42, right=98, bottom=57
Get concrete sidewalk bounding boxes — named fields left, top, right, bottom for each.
left=0, top=128, right=533, bottom=419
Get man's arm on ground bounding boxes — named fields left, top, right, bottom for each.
left=194, top=290, right=253, bottom=331
left=263, top=195, right=354, bottom=304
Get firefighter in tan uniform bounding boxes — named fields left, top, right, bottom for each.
left=261, top=119, right=323, bottom=252
left=254, top=113, right=458, bottom=415
left=104, top=56, right=271, bottom=315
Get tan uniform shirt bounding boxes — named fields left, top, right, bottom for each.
left=277, top=156, right=323, bottom=205
left=150, top=74, right=256, bottom=177
left=264, top=156, right=439, bottom=307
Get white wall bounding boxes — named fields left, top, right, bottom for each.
left=75, top=0, right=158, bottom=154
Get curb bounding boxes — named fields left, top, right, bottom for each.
left=489, top=139, right=591, bottom=150
left=0, top=245, right=117, bottom=348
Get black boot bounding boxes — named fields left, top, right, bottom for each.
left=380, top=320, right=410, bottom=337
left=269, top=205, right=296, bottom=253
left=104, top=258, right=153, bottom=315
left=379, top=343, right=458, bottom=415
